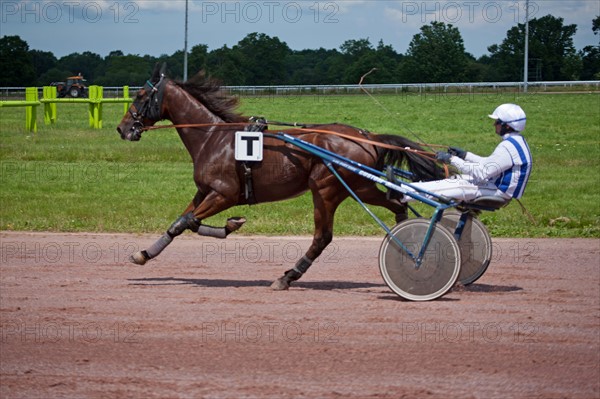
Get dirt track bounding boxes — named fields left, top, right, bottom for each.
left=1, top=231, right=599, bottom=399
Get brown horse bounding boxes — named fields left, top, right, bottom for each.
left=116, top=64, right=445, bottom=290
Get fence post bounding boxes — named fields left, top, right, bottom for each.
left=123, top=86, right=130, bottom=115
left=43, top=86, right=57, bottom=125
left=88, top=85, right=96, bottom=128
left=88, top=85, right=103, bottom=129
left=25, top=87, right=38, bottom=133
left=96, top=85, right=103, bottom=129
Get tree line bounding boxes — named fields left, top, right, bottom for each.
left=1, top=15, right=598, bottom=88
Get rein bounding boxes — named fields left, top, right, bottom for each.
left=143, top=121, right=435, bottom=154
left=143, top=122, right=246, bottom=130
left=292, top=127, right=449, bottom=177
left=143, top=121, right=450, bottom=177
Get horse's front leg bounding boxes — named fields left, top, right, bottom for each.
left=129, top=193, right=198, bottom=265
left=271, top=186, right=346, bottom=290
left=129, top=210, right=198, bottom=265
left=130, top=191, right=245, bottom=265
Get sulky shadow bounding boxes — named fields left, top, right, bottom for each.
left=376, top=283, right=523, bottom=302
left=456, top=283, right=523, bottom=293
left=377, top=294, right=460, bottom=302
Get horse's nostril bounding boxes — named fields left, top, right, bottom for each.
left=116, top=127, right=122, bottom=135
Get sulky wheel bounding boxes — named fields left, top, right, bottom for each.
left=440, top=211, right=492, bottom=285
left=379, top=218, right=461, bottom=301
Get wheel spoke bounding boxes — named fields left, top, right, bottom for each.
left=440, top=211, right=492, bottom=285
left=379, top=218, right=461, bottom=301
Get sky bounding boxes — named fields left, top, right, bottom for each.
left=1, top=0, right=598, bottom=59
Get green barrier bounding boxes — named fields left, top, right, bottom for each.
left=0, top=85, right=132, bottom=132
left=43, top=86, right=57, bottom=125
left=0, top=87, right=40, bottom=133
left=88, top=85, right=102, bottom=129
left=25, top=87, right=38, bottom=133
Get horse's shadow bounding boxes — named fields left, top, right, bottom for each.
left=128, top=277, right=385, bottom=291
left=128, top=278, right=522, bottom=297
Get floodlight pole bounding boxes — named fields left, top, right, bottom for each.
left=523, top=0, right=529, bottom=93
left=183, top=0, right=189, bottom=81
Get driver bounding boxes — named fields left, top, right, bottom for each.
left=402, top=103, right=532, bottom=204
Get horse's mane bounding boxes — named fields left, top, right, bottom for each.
left=174, top=71, right=246, bottom=123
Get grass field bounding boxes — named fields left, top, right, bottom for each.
left=1, top=89, right=599, bottom=237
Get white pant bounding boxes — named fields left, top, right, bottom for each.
left=402, top=174, right=511, bottom=203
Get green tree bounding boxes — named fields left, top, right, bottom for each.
left=580, top=16, right=600, bottom=80
left=488, top=15, right=579, bottom=81
left=371, top=40, right=403, bottom=83
left=400, top=22, right=468, bottom=83
left=308, top=48, right=346, bottom=85
left=232, top=33, right=291, bottom=85
left=339, top=38, right=374, bottom=83
left=286, top=48, right=343, bottom=84
left=157, top=51, right=185, bottom=81
left=187, top=44, right=208, bottom=77
left=94, top=53, right=154, bottom=86
left=38, top=67, right=74, bottom=86
left=56, top=51, right=103, bottom=82
left=461, top=52, right=489, bottom=82
left=206, top=45, right=246, bottom=85
left=30, top=50, right=57, bottom=85
left=340, top=38, right=373, bottom=59
left=474, top=54, right=494, bottom=81
left=0, top=35, right=35, bottom=86
left=340, top=39, right=402, bottom=84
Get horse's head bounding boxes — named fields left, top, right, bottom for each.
left=117, top=63, right=167, bottom=141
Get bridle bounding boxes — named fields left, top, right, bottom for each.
left=128, top=73, right=166, bottom=132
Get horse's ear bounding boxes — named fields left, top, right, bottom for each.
left=151, top=63, right=161, bottom=80
left=151, top=62, right=168, bottom=81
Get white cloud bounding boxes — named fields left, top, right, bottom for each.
left=133, top=0, right=186, bottom=11
left=384, top=1, right=528, bottom=29
left=2, top=0, right=596, bottom=58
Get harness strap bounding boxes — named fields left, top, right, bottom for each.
left=241, top=162, right=257, bottom=205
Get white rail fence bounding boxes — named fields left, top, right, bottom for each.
left=1, top=81, right=599, bottom=99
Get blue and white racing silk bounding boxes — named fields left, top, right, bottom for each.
left=450, top=133, right=532, bottom=199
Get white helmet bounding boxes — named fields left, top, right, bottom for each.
left=488, top=103, right=526, bottom=132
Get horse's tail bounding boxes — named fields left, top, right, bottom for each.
left=373, top=134, right=447, bottom=182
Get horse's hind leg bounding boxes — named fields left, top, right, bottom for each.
left=269, top=185, right=406, bottom=288
left=271, top=186, right=346, bottom=290
left=355, top=184, right=409, bottom=223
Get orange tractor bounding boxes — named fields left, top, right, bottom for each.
left=51, top=74, right=87, bottom=98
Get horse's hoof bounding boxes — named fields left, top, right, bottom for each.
left=270, top=278, right=290, bottom=291
left=130, top=251, right=148, bottom=265
left=226, top=217, right=246, bottom=233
